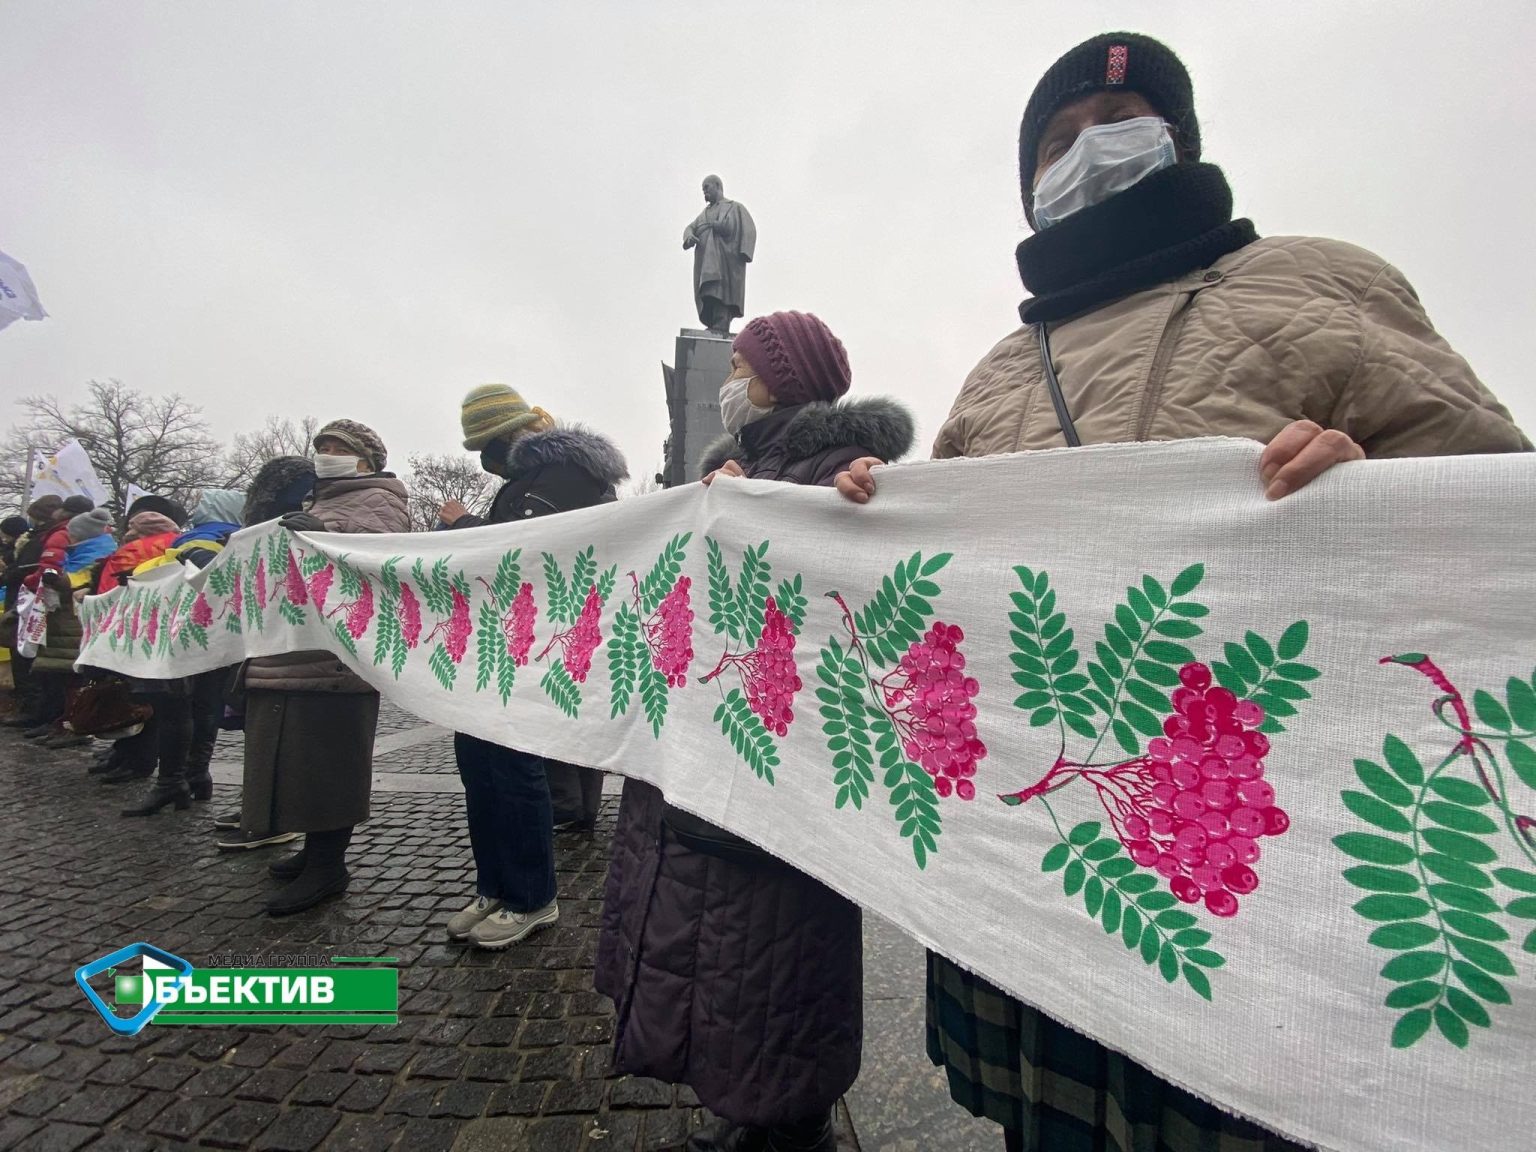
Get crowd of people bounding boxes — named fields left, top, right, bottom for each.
left=2, top=30, right=1531, bottom=1152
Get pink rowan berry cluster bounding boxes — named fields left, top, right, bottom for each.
left=744, top=597, right=800, bottom=736
left=308, top=566, right=335, bottom=613
left=191, top=593, right=213, bottom=628
left=397, top=584, right=422, bottom=649
left=505, top=583, right=536, bottom=666
left=882, top=622, right=985, bottom=800
left=145, top=605, right=160, bottom=648
left=254, top=557, right=269, bottom=607
left=558, top=586, right=604, bottom=682
left=645, top=576, right=694, bottom=687
left=1123, top=662, right=1287, bottom=917
left=345, top=579, right=375, bottom=640
left=229, top=576, right=243, bottom=619
left=443, top=587, right=472, bottom=662
left=284, top=553, right=308, bottom=606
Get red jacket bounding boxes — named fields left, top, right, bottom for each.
left=23, top=523, right=73, bottom=591
left=96, top=533, right=178, bottom=594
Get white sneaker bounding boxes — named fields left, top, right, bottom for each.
left=215, top=830, right=300, bottom=851
left=467, top=901, right=559, bottom=950
left=446, top=895, right=503, bottom=941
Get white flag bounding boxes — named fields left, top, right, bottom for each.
left=0, top=249, right=47, bottom=334
left=30, top=439, right=109, bottom=507
left=125, top=483, right=152, bottom=512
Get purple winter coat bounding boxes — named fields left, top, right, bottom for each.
left=593, top=397, right=915, bottom=1125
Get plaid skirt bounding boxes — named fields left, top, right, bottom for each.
left=925, top=952, right=1309, bottom=1152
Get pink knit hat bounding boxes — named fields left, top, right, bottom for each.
left=732, top=311, right=851, bottom=406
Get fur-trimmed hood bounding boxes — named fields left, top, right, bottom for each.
left=507, top=425, right=629, bottom=487
left=699, top=396, right=915, bottom=478
left=243, top=456, right=317, bottom=526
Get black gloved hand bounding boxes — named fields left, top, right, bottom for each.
left=277, top=512, right=327, bottom=534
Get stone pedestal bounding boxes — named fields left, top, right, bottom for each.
left=661, top=328, right=732, bottom=488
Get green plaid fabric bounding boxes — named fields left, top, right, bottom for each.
left=925, top=952, right=1309, bottom=1152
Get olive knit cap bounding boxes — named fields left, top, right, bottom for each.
left=731, top=311, right=851, bottom=407
left=314, top=419, right=388, bottom=473
left=1019, top=32, right=1201, bottom=225
left=460, top=384, right=554, bottom=452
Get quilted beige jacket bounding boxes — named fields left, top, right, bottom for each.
left=934, top=236, right=1530, bottom=459
left=244, top=473, right=410, bottom=694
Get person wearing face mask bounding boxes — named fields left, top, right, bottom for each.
left=834, top=32, right=1529, bottom=1152
left=595, top=311, right=914, bottom=1152
left=439, top=384, right=628, bottom=949
left=224, top=425, right=409, bottom=914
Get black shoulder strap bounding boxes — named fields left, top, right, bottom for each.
left=1036, top=323, right=1081, bottom=448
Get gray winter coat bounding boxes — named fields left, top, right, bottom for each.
left=594, top=396, right=915, bottom=1126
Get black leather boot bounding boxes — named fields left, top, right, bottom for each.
left=122, top=693, right=192, bottom=816
left=269, top=846, right=308, bottom=880
left=686, top=1119, right=770, bottom=1152
left=88, top=744, right=123, bottom=775
left=102, top=720, right=157, bottom=783
left=766, top=1113, right=836, bottom=1152
left=120, top=779, right=192, bottom=817
left=267, top=828, right=351, bottom=916
left=184, top=677, right=220, bottom=802
left=100, top=762, right=155, bottom=785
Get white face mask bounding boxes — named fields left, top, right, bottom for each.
left=314, top=453, right=362, bottom=479
left=719, top=376, right=774, bottom=437
left=1033, top=116, right=1176, bottom=229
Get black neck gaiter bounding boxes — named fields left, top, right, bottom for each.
left=1016, top=162, right=1258, bottom=324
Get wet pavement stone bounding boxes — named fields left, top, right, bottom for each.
left=0, top=711, right=864, bottom=1148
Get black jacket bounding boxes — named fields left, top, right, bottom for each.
left=3, top=526, right=50, bottom=610
left=698, top=395, right=916, bottom=486
left=452, top=426, right=629, bottom=528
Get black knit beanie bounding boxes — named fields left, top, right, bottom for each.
left=1020, top=32, right=1201, bottom=223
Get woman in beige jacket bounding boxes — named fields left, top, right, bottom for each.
left=838, top=31, right=1528, bottom=1152
left=233, top=420, right=410, bottom=916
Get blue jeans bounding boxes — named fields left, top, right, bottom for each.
left=454, top=733, right=556, bottom=912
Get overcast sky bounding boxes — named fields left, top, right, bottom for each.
left=2, top=1, right=1533, bottom=488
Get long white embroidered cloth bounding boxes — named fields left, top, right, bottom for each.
left=76, top=439, right=1536, bottom=1152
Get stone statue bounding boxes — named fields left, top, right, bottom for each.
left=683, top=175, right=756, bottom=334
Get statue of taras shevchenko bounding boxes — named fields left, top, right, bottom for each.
left=683, top=175, right=756, bottom=334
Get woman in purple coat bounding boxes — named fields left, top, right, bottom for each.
left=595, top=312, right=915, bottom=1152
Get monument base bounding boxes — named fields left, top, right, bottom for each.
left=661, top=328, right=734, bottom=488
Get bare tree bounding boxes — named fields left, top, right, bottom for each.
left=402, top=453, right=498, bottom=532
left=223, top=415, right=320, bottom=488
left=1, top=379, right=223, bottom=515
left=621, top=463, right=666, bottom=499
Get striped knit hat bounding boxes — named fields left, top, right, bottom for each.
left=732, top=311, right=851, bottom=406
left=460, top=384, right=553, bottom=451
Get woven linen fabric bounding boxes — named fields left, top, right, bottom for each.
left=75, top=438, right=1536, bottom=1152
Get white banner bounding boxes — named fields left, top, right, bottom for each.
left=0, top=248, right=47, bottom=333
left=124, top=482, right=151, bottom=511
left=29, top=438, right=109, bottom=507
left=75, top=438, right=1536, bottom=1152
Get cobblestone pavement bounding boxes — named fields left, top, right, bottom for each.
left=0, top=711, right=869, bottom=1151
